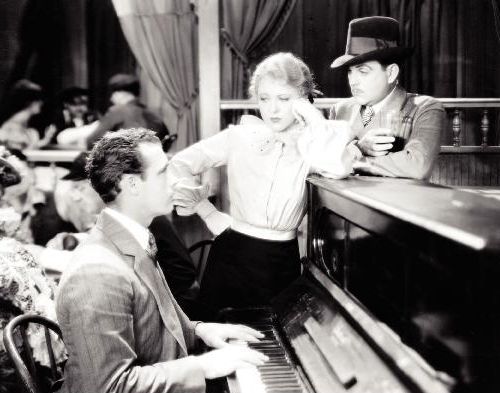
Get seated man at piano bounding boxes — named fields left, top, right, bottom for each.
left=53, top=151, right=205, bottom=319
left=329, top=16, right=445, bottom=180
left=56, top=128, right=268, bottom=393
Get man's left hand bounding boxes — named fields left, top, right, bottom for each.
left=195, top=322, right=264, bottom=349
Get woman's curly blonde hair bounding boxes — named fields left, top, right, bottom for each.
left=248, top=52, right=320, bottom=101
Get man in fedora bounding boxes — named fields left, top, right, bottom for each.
left=85, top=73, right=170, bottom=149
left=330, top=16, right=445, bottom=180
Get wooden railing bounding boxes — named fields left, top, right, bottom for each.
left=220, top=98, right=500, bottom=151
left=221, top=98, right=500, bottom=186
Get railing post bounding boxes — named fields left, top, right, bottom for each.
left=452, top=109, right=462, bottom=147
left=481, top=109, right=489, bottom=147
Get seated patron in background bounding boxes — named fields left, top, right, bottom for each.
left=85, top=73, right=169, bottom=149
left=0, top=80, right=56, bottom=150
left=52, top=87, right=98, bottom=147
left=329, top=16, right=445, bottom=180
left=54, top=152, right=104, bottom=235
left=56, top=128, right=267, bottom=393
left=1, top=149, right=75, bottom=246
left=0, top=151, right=65, bottom=393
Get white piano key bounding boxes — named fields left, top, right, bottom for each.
left=236, top=366, right=266, bottom=393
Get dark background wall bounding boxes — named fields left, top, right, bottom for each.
left=1, top=0, right=499, bottom=141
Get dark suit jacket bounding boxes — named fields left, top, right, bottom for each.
left=51, top=110, right=98, bottom=144
left=86, top=99, right=169, bottom=148
left=330, top=86, right=444, bottom=180
left=149, top=215, right=202, bottom=319
left=31, top=191, right=77, bottom=246
left=56, top=210, right=205, bottom=393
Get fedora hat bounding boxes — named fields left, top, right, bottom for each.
left=107, top=73, right=140, bottom=96
left=61, top=152, right=88, bottom=181
left=331, top=16, right=413, bottom=69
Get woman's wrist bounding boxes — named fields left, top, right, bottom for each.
left=195, top=199, right=217, bottom=219
left=193, top=321, right=204, bottom=337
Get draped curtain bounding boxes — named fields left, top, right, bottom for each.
left=112, top=0, right=198, bottom=148
left=220, top=0, right=298, bottom=99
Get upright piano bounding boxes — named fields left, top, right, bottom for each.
left=219, top=175, right=500, bottom=393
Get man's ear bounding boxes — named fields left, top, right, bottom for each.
left=121, top=174, right=140, bottom=196
left=387, top=63, right=400, bottom=84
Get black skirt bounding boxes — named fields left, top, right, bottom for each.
left=199, top=229, right=300, bottom=320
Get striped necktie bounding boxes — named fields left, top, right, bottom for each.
left=361, top=105, right=374, bottom=127
left=146, top=231, right=158, bottom=261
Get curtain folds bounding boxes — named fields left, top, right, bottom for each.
left=220, top=0, right=298, bottom=99
left=112, top=0, right=198, bottom=148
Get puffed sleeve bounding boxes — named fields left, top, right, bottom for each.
left=297, top=120, right=357, bottom=179
left=168, top=129, right=230, bottom=186
left=172, top=180, right=232, bottom=236
left=168, top=130, right=232, bottom=235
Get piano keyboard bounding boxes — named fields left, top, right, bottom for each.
left=227, top=319, right=308, bottom=393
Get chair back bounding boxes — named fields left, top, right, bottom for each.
left=188, top=239, right=214, bottom=281
left=3, top=314, right=64, bottom=393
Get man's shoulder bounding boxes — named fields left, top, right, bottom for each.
left=400, top=87, right=444, bottom=111
left=410, top=94, right=444, bottom=110
left=60, top=231, right=129, bottom=281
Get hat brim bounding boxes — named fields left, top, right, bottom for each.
left=61, top=172, right=87, bottom=181
left=331, top=47, right=414, bottom=69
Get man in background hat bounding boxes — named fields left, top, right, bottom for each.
left=51, top=87, right=97, bottom=142
left=330, top=16, right=445, bottom=180
left=85, top=73, right=169, bottom=149
left=54, top=152, right=104, bottom=234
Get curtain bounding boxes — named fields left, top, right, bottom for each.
left=112, top=0, right=198, bottom=148
left=221, top=0, right=298, bottom=99
left=88, top=0, right=136, bottom=114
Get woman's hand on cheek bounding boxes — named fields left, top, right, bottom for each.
left=292, top=98, right=324, bottom=127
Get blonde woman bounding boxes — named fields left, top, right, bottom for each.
left=169, top=52, right=358, bottom=318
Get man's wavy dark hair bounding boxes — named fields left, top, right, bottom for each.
left=86, top=128, right=160, bottom=203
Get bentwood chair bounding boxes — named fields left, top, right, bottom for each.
left=188, top=239, right=214, bottom=281
left=3, top=314, right=65, bottom=393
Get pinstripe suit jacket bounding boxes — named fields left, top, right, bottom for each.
left=56, top=210, right=206, bottom=393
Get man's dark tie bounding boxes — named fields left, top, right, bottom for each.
left=361, top=105, right=375, bottom=127
left=146, top=231, right=158, bottom=261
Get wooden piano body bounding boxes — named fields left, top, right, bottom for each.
left=221, top=175, right=500, bottom=393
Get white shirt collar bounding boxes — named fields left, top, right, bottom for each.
left=104, top=207, right=149, bottom=250
left=372, top=84, right=398, bottom=114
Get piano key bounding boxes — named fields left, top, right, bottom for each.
left=235, top=367, right=266, bottom=393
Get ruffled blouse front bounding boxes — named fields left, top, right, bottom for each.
left=168, top=115, right=353, bottom=236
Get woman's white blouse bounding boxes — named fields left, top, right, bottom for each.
left=168, top=115, right=354, bottom=239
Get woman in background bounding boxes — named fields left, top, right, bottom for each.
left=169, top=52, right=357, bottom=318
left=0, top=80, right=56, bottom=150
left=0, top=150, right=65, bottom=393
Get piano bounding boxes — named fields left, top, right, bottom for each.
left=218, top=175, right=500, bottom=393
